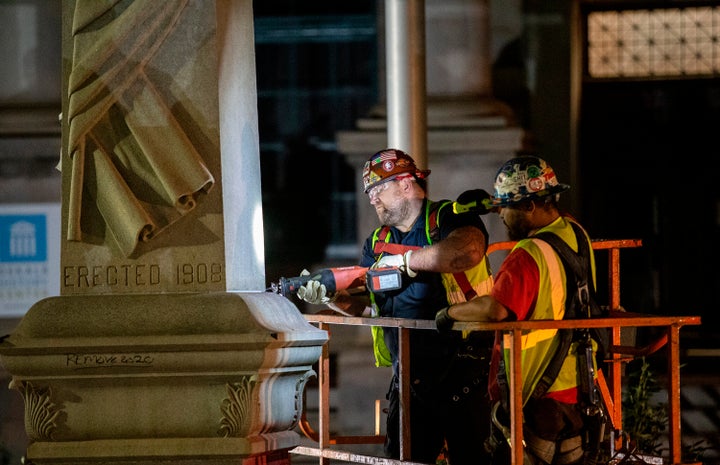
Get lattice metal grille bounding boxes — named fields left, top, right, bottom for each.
left=587, top=7, right=720, bottom=78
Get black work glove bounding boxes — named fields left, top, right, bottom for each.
left=435, top=307, right=456, bottom=333
left=453, top=189, right=495, bottom=215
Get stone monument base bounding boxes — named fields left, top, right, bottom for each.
left=0, top=293, right=327, bottom=465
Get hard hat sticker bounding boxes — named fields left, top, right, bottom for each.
left=527, top=177, right=544, bottom=192
left=491, top=156, right=570, bottom=207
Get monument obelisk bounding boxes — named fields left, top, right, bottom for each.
left=0, top=2, right=327, bottom=464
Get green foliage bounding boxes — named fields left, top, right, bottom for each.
left=621, top=357, right=710, bottom=462
left=682, top=438, right=712, bottom=464
left=622, top=357, right=667, bottom=455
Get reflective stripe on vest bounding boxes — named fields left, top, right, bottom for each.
left=501, top=218, right=590, bottom=404
left=369, top=227, right=394, bottom=367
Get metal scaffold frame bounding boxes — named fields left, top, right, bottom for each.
left=292, top=239, right=702, bottom=465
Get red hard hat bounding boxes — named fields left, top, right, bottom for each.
left=362, top=149, right=430, bottom=193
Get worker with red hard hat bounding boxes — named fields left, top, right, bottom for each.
left=298, top=148, right=495, bottom=465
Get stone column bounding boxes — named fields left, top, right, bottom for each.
left=338, top=0, right=525, bottom=270
left=0, top=2, right=327, bottom=465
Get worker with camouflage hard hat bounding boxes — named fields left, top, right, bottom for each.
left=435, top=154, right=601, bottom=465
left=491, top=155, right=570, bottom=207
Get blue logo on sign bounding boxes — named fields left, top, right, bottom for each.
left=0, top=215, right=47, bottom=262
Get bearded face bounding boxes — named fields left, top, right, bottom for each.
left=500, top=205, right=534, bottom=241
left=375, top=194, right=412, bottom=227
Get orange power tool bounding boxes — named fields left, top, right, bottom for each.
left=271, top=265, right=402, bottom=297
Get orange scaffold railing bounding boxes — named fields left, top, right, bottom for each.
left=293, top=239, right=702, bottom=465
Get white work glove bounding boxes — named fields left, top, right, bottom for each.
left=296, top=269, right=336, bottom=305
left=373, top=250, right=417, bottom=278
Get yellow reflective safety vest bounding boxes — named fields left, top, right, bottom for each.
left=369, top=200, right=494, bottom=367
left=501, top=216, right=597, bottom=404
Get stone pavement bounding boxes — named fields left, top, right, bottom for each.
left=673, top=376, right=720, bottom=463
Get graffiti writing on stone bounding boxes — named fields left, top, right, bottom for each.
left=66, top=353, right=154, bottom=369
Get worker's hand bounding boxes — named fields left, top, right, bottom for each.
left=373, top=251, right=417, bottom=277
left=435, top=306, right=456, bottom=332
left=454, top=189, right=496, bottom=215
left=297, top=270, right=336, bottom=305
left=374, top=253, right=403, bottom=269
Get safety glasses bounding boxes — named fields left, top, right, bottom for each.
left=367, top=181, right=393, bottom=201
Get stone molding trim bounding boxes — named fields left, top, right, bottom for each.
left=9, top=380, right=61, bottom=441
left=219, top=375, right=257, bottom=438
left=292, top=370, right=316, bottom=429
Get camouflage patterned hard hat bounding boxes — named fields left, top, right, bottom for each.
left=491, top=156, right=570, bottom=207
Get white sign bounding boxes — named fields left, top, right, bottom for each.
left=0, top=203, right=60, bottom=316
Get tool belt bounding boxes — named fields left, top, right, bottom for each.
left=485, top=401, right=589, bottom=465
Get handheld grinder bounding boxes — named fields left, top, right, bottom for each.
left=270, top=265, right=402, bottom=297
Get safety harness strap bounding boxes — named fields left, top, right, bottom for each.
left=453, top=269, right=478, bottom=301
left=373, top=241, right=421, bottom=255
left=529, top=222, right=604, bottom=403
left=373, top=201, right=477, bottom=301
